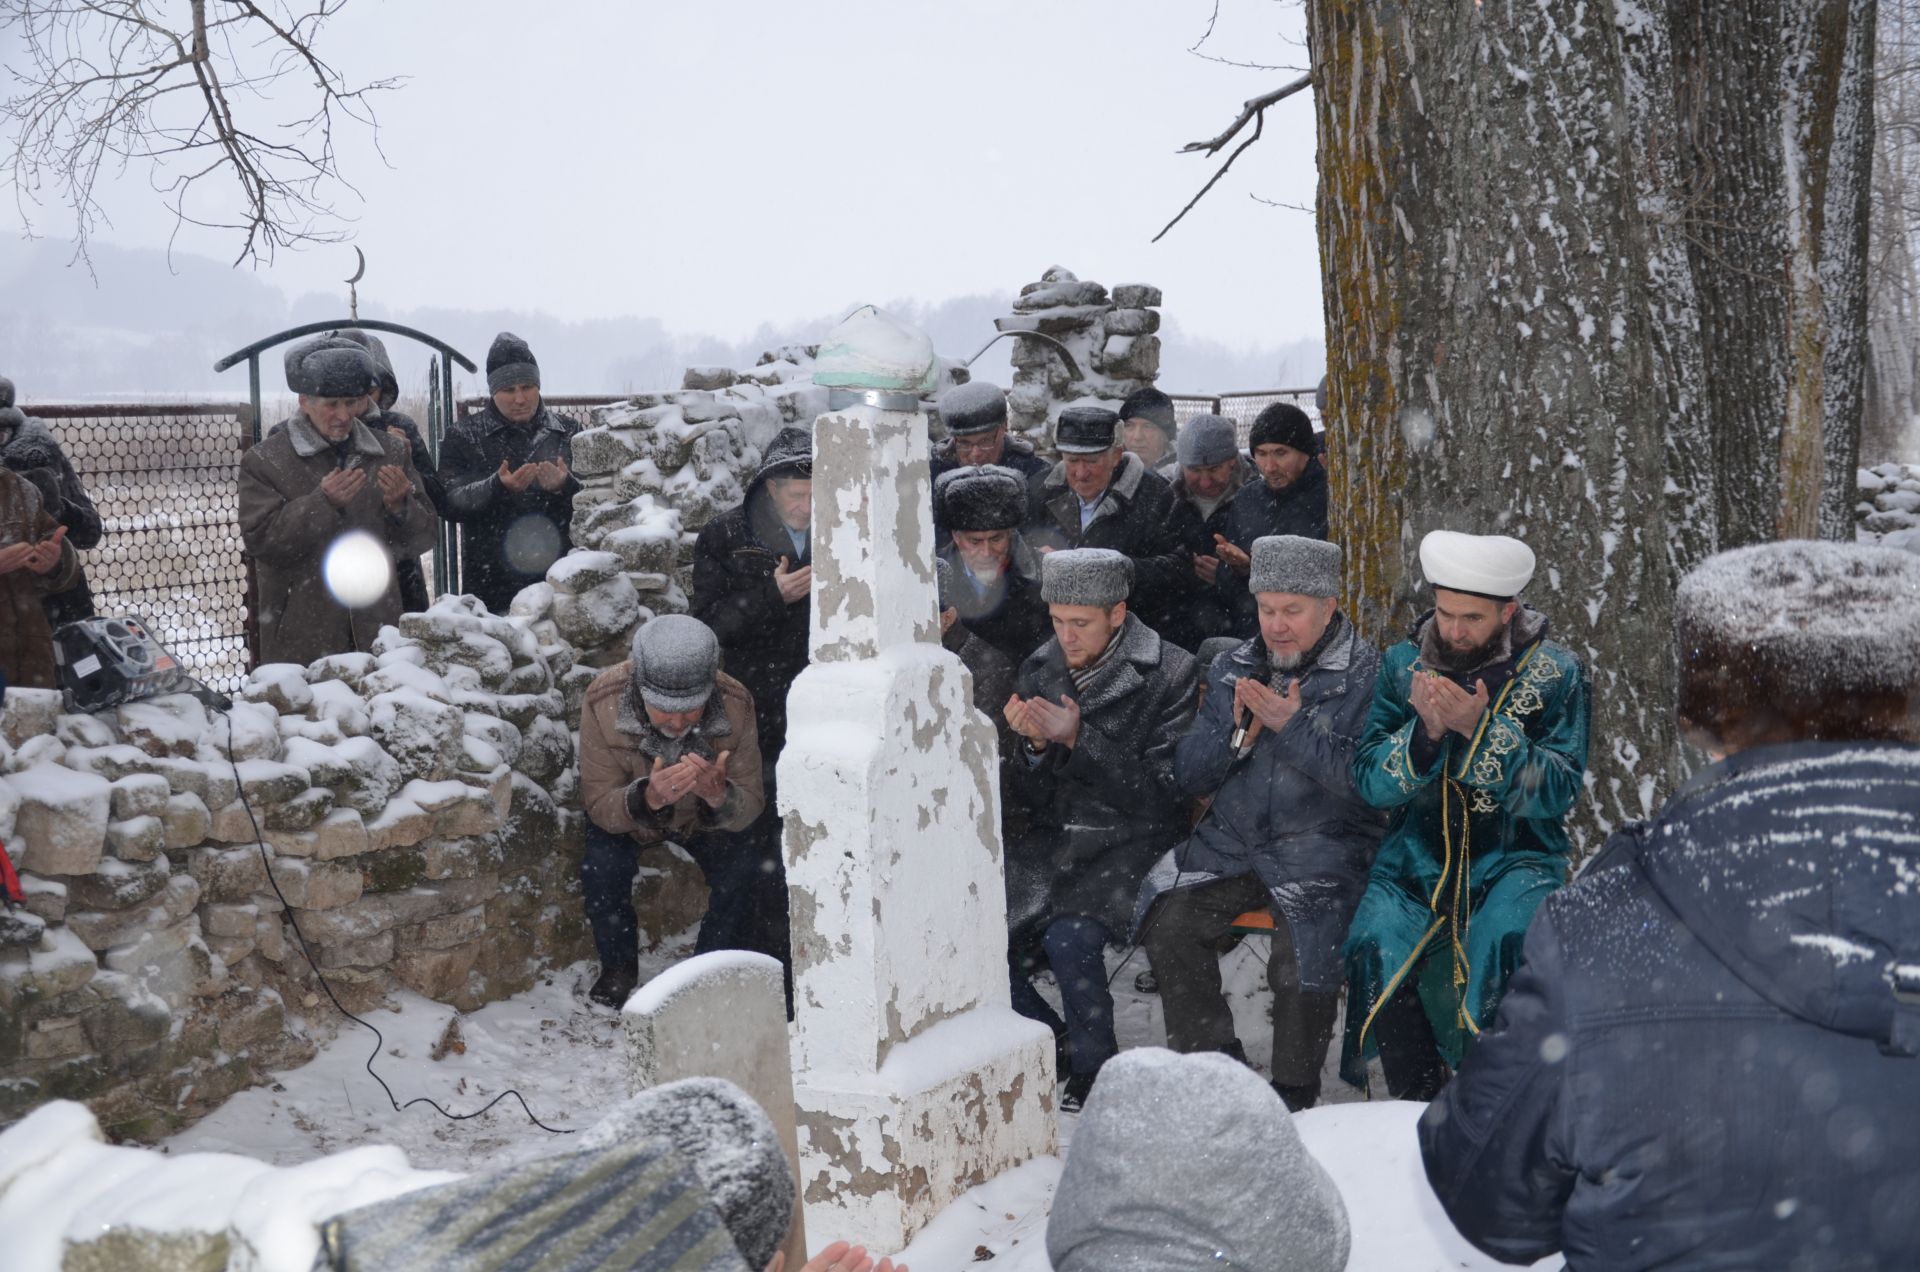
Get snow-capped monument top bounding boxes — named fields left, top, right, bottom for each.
left=812, top=304, right=937, bottom=395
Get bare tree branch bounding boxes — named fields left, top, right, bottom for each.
left=0, top=0, right=403, bottom=271
left=1153, top=73, right=1311, bottom=242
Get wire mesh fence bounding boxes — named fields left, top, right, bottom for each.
left=1171, top=389, right=1322, bottom=446
left=23, top=402, right=256, bottom=693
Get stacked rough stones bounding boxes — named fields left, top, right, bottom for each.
left=1856, top=462, right=1920, bottom=552
left=994, top=265, right=1164, bottom=447
left=541, top=349, right=831, bottom=670
left=0, top=593, right=602, bottom=1135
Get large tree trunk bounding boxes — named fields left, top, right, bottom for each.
left=1673, top=0, right=1798, bottom=547
left=1619, top=4, right=1719, bottom=573
left=1786, top=0, right=1878, bottom=538
left=1866, top=1, right=1920, bottom=464
left=1309, top=0, right=1687, bottom=848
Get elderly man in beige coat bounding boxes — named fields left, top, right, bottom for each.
left=239, top=334, right=439, bottom=666
left=577, top=614, right=766, bottom=1007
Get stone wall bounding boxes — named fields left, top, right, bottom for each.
left=993, top=264, right=1164, bottom=445
left=1857, top=462, right=1920, bottom=552
left=0, top=595, right=608, bottom=1137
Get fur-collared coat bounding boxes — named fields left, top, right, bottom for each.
left=1023, top=452, right=1188, bottom=631
left=1006, top=613, right=1199, bottom=935
left=577, top=663, right=765, bottom=844
left=238, top=414, right=439, bottom=667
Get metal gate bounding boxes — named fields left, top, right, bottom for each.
left=22, top=401, right=256, bottom=693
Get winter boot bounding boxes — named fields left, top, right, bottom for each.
left=1274, top=1078, right=1321, bottom=1112
left=1061, top=1069, right=1098, bottom=1113
left=588, top=962, right=639, bottom=1010
left=1216, top=1038, right=1252, bottom=1067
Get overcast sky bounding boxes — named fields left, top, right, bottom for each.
left=2, top=0, right=1323, bottom=358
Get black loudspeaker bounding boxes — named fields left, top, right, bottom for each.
left=52, top=615, right=190, bottom=713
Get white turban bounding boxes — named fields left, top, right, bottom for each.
left=1419, top=530, right=1536, bottom=599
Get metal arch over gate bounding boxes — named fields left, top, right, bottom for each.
left=213, top=319, right=478, bottom=603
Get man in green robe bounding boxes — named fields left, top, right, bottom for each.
left=1340, top=530, right=1589, bottom=1097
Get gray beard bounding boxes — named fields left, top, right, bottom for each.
left=1268, top=649, right=1305, bottom=672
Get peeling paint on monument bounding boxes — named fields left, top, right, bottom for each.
left=779, top=307, right=1055, bottom=1251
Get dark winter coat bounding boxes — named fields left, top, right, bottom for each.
left=690, top=431, right=813, bottom=769
left=1214, top=459, right=1331, bottom=637
left=1158, top=456, right=1254, bottom=651
left=238, top=415, right=440, bottom=667
left=1007, top=614, right=1198, bottom=935
left=368, top=407, right=441, bottom=613
left=937, top=536, right=1052, bottom=668
left=1421, top=742, right=1920, bottom=1270
left=437, top=401, right=581, bottom=614
left=0, top=466, right=81, bottom=689
left=1136, top=620, right=1388, bottom=991
left=944, top=618, right=1021, bottom=815
left=1024, top=452, right=1188, bottom=632
left=0, top=411, right=101, bottom=628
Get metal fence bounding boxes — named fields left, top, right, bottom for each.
left=1170, top=388, right=1323, bottom=445
left=23, top=402, right=257, bottom=693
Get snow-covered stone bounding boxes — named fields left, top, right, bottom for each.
left=13, top=765, right=111, bottom=876
left=368, top=690, right=464, bottom=783
left=2, top=687, right=62, bottom=749
left=108, top=773, right=170, bottom=821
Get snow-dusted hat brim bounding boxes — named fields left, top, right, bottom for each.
left=1676, top=542, right=1920, bottom=730
left=284, top=336, right=378, bottom=398
left=1419, top=529, right=1535, bottom=600
left=1054, top=407, right=1120, bottom=455
left=1250, top=535, right=1341, bottom=598
left=630, top=615, right=720, bottom=713
left=1178, top=413, right=1240, bottom=469
left=1042, top=547, right=1133, bottom=607
left=938, top=380, right=1008, bottom=436
left=935, top=464, right=1027, bottom=532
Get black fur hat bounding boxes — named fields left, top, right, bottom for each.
left=935, top=464, right=1027, bottom=532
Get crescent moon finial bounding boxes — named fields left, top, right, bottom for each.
left=345, top=247, right=366, bottom=285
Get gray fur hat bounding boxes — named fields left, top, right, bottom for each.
left=1177, top=413, right=1240, bottom=470
left=935, top=464, right=1026, bottom=532
left=630, top=614, right=721, bottom=712
left=1042, top=547, right=1133, bottom=608
left=1250, top=535, right=1341, bottom=598
left=938, top=380, right=1008, bottom=436
left=1054, top=406, right=1121, bottom=455
left=284, top=334, right=378, bottom=398
left=577, top=1077, right=795, bottom=1271
left=487, top=331, right=541, bottom=394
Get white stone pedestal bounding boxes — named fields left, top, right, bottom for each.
left=779, top=323, right=1056, bottom=1252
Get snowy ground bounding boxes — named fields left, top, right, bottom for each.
left=167, top=938, right=1549, bottom=1270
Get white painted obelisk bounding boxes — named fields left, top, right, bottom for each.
left=779, top=307, right=1056, bottom=1252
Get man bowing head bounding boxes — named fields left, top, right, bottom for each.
left=1339, top=529, right=1590, bottom=1100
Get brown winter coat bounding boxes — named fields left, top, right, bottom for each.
left=238, top=415, right=439, bottom=666
left=578, top=663, right=765, bottom=844
left=0, top=467, right=80, bottom=688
